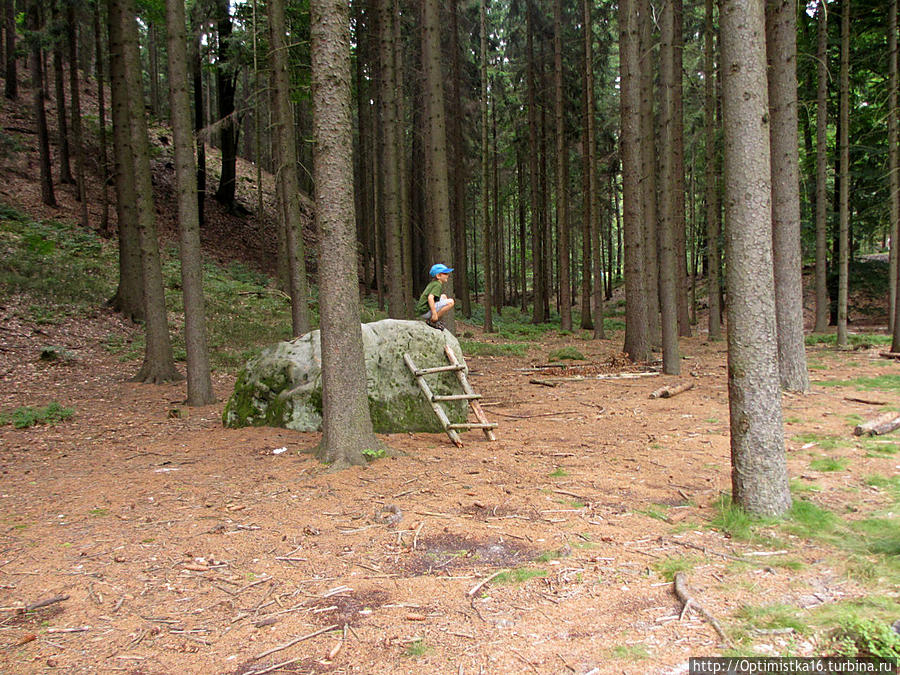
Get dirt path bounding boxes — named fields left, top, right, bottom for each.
left=1, top=311, right=898, bottom=674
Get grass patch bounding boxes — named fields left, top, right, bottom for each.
left=864, top=475, right=900, bottom=501
left=0, top=402, right=74, bottom=429
left=790, top=478, right=821, bottom=493
left=493, top=567, right=548, bottom=585
left=459, top=340, right=530, bottom=357
left=635, top=505, right=670, bottom=522
left=791, top=433, right=847, bottom=451
left=610, top=645, right=650, bottom=659
left=404, top=639, right=430, bottom=657
left=547, top=346, right=585, bottom=361
left=548, top=467, right=568, bottom=478
left=735, top=604, right=809, bottom=635
left=709, top=495, right=777, bottom=542
left=806, top=333, right=892, bottom=348
left=826, top=616, right=900, bottom=658
left=784, top=498, right=838, bottom=539
left=817, top=375, right=900, bottom=394
left=652, top=556, right=697, bottom=582
left=809, top=456, right=850, bottom=472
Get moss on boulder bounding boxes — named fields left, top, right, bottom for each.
left=222, top=319, right=469, bottom=433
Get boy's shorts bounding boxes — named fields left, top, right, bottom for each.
left=421, top=297, right=452, bottom=318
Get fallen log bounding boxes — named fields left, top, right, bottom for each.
left=649, top=382, right=695, bottom=399
left=879, top=352, right=900, bottom=360
left=853, top=412, right=900, bottom=437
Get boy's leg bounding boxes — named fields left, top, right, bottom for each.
left=434, top=296, right=455, bottom=320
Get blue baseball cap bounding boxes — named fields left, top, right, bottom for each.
left=429, top=263, right=454, bottom=277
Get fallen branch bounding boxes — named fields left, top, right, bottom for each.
left=673, top=572, right=730, bottom=646
left=529, top=378, right=558, bottom=387
left=252, top=624, right=339, bottom=661
left=649, top=382, right=695, bottom=399
left=880, top=352, right=900, bottom=360
left=0, top=594, right=69, bottom=613
left=844, top=396, right=888, bottom=406
left=853, top=412, right=900, bottom=437
left=467, top=569, right=509, bottom=597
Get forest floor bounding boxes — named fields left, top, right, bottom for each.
left=1, top=307, right=899, bottom=674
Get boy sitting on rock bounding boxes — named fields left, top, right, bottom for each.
left=416, top=264, right=455, bottom=331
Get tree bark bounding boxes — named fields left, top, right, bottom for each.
left=527, top=2, right=544, bottom=324
left=553, top=0, right=571, bottom=332
left=639, top=0, right=660, bottom=347
left=165, top=0, right=215, bottom=405
left=67, top=4, right=89, bottom=229
left=720, top=0, right=790, bottom=517
left=106, top=0, right=143, bottom=320
left=113, top=0, right=181, bottom=384
left=190, top=6, right=206, bottom=226
left=584, top=0, right=603, bottom=339
left=213, top=0, right=238, bottom=208
left=27, top=0, right=55, bottom=206
left=704, top=0, right=721, bottom=340
left=889, top=0, right=899, bottom=331
left=814, top=0, right=829, bottom=333
left=422, top=0, right=454, bottom=332
left=837, top=0, right=849, bottom=347
left=659, top=0, right=681, bottom=374
left=448, top=0, right=470, bottom=317
left=4, top=0, right=17, bottom=99
left=310, top=0, right=381, bottom=467
left=480, top=0, right=493, bottom=333
left=672, top=0, right=691, bottom=338
left=377, top=0, right=404, bottom=319
left=766, top=0, right=809, bottom=392
left=619, top=0, right=650, bottom=363
left=94, top=0, right=111, bottom=235
left=52, top=6, right=73, bottom=186
left=268, top=0, right=311, bottom=336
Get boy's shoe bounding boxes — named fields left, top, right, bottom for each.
left=426, top=319, right=445, bottom=331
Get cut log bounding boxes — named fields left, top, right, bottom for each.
left=853, top=412, right=900, bottom=437
left=649, top=382, right=695, bottom=399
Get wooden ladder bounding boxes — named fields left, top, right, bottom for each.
left=403, top=345, right=498, bottom=448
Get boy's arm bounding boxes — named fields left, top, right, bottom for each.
left=427, top=293, right=438, bottom=320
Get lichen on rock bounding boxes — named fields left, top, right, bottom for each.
left=222, top=319, right=469, bottom=433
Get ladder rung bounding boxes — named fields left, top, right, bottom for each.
left=432, top=393, right=482, bottom=401
left=415, top=364, right=467, bottom=375
left=448, top=423, right=498, bottom=430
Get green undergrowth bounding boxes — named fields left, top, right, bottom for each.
left=0, top=402, right=75, bottom=429
left=816, top=375, right=900, bottom=394
left=492, top=566, right=548, bottom=585
left=805, top=333, right=892, bottom=348
left=459, top=340, right=530, bottom=357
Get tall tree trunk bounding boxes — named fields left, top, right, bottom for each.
left=165, top=0, right=214, bottom=405
left=422, top=0, right=454, bottom=331
left=553, top=0, right=571, bottom=331
left=94, top=0, right=111, bottom=235
left=480, top=0, right=493, bottom=333
left=814, top=0, right=830, bottom=333
left=52, top=8, right=74, bottom=186
left=619, top=0, right=650, bottom=363
left=837, top=0, right=850, bottom=347
left=639, top=0, right=660, bottom=346
left=659, top=0, right=681, bottom=374
left=113, top=0, right=181, bottom=384
left=4, top=0, right=17, bottom=99
left=391, top=0, right=411, bottom=316
left=67, top=4, right=88, bottom=229
left=720, top=0, right=790, bottom=517
left=148, top=23, right=160, bottom=118
left=354, top=0, right=373, bottom=290
left=889, top=0, right=899, bottom=329
left=671, top=0, right=690, bottom=337
left=527, top=2, right=544, bottom=324
left=107, top=0, right=143, bottom=319
left=27, top=0, right=55, bottom=206
left=584, top=0, right=603, bottom=339
left=766, top=0, right=809, bottom=392
left=377, top=0, right=404, bottom=318
left=213, top=0, right=238, bottom=207
left=310, top=0, right=381, bottom=468
left=191, top=7, right=206, bottom=226
left=704, top=0, right=721, bottom=340
left=449, top=0, right=471, bottom=317
left=268, top=0, right=311, bottom=335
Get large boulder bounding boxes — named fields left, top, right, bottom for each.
left=222, top=319, right=469, bottom=433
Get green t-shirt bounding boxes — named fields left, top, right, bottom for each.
left=416, top=279, right=443, bottom=315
